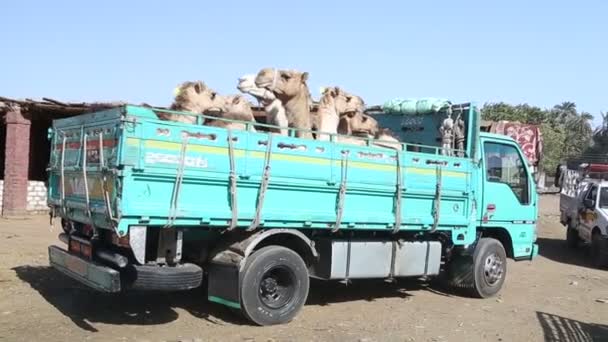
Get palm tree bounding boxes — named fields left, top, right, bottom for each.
left=563, top=110, right=593, bottom=158
left=596, top=112, right=608, bottom=135
left=554, top=101, right=578, bottom=121
left=587, top=111, right=608, bottom=156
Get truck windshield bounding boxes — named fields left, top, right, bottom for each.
left=600, top=188, right=608, bottom=208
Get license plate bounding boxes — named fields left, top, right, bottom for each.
left=65, top=255, right=87, bottom=276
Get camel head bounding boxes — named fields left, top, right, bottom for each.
left=320, top=86, right=366, bottom=115
left=237, top=74, right=276, bottom=104
left=338, top=111, right=379, bottom=137
left=373, top=128, right=402, bottom=150
left=319, top=86, right=339, bottom=109
left=205, top=94, right=257, bottom=131
left=254, top=68, right=310, bottom=99
left=171, top=81, right=224, bottom=114
left=223, top=95, right=254, bottom=118
left=375, top=128, right=400, bottom=142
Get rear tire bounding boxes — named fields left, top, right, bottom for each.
left=239, top=246, right=309, bottom=326
left=590, top=232, right=608, bottom=268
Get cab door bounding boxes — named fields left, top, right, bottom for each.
left=480, top=138, right=537, bottom=257
left=578, top=184, right=598, bottom=242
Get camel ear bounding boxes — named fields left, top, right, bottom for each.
left=301, top=72, right=309, bottom=82
left=194, top=81, right=205, bottom=94
left=334, top=87, right=342, bottom=95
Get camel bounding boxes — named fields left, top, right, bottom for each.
left=373, top=128, right=403, bottom=150
left=315, top=86, right=367, bottom=141
left=337, top=110, right=380, bottom=137
left=204, top=94, right=257, bottom=132
left=237, top=74, right=288, bottom=135
left=254, top=68, right=313, bottom=139
left=157, top=81, right=225, bottom=124
left=158, top=81, right=257, bottom=132
left=334, top=110, right=403, bottom=150
left=314, top=87, right=341, bottom=141
left=335, top=110, right=378, bottom=146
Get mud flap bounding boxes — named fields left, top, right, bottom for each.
left=207, top=262, right=241, bottom=309
left=530, top=243, right=539, bottom=260
left=205, top=229, right=318, bottom=310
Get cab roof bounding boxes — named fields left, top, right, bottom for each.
left=581, top=178, right=608, bottom=187
left=479, top=132, right=518, bottom=143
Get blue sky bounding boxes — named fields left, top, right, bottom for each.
left=1, top=1, right=606, bottom=125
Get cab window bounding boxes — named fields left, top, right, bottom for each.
left=587, top=185, right=598, bottom=201
left=484, top=142, right=530, bottom=204
left=600, top=188, right=608, bottom=208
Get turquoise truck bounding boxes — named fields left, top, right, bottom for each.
left=46, top=101, right=538, bottom=326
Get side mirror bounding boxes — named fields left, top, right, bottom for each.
left=584, top=198, right=595, bottom=209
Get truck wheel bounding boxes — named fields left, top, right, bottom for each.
left=239, top=246, right=309, bottom=326
left=448, top=238, right=507, bottom=298
left=590, top=232, right=608, bottom=268
left=471, top=238, right=507, bottom=298
left=566, top=226, right=580, bottom=249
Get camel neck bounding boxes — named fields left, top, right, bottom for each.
left=318, top=98, right=337, bottom=117
left=283, top=87, right=309, bottom=115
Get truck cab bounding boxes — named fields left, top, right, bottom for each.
left=558, top=164, right=608, bottom=267
left=479, top=133, right=539, bottom=259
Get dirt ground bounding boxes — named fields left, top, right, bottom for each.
left=0, top=195, right=607, bottom=342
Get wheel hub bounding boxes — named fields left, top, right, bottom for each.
left=483, top=252, right=504, bottom=286
left=258, top=266, right=296, bottom=309
left=261, top=277, right=278, bottom=295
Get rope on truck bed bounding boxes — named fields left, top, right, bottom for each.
left=227, top=129, right=239, bottom=231
left=81, top=130, right=91, bottom=218
left=431, top=165, right=443, bottom=233
left=59, top=134, right=67, bottom=216
left=98, top=133, right=119, bottom=229
left=81, top=128, right=98, bottom=237
left=247, top=134, right=273, bottom=231
left=333, top=150, right=350, bottom=233
left=392, top=151, right=403, bottom=234
left=165, top=136, right=190, bottom=228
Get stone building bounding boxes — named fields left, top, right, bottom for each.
left=0, top=98, right=120, bottom=216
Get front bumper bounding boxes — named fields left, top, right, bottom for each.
left=48, top=245, right=121, bottom=292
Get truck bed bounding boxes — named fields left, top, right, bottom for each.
left=47, top=105, right=477, bottom=244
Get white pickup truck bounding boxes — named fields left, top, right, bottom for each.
left=558, top=163, right=608, bottom=267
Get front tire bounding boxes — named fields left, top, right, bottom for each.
left=447, top=238, right=507, bottom=298
left=472, top=238, right=507, bottom=298
left=239, top=246, right=309, bottom=326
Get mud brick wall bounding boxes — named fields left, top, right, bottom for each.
left=26, top=181, right=48, bottom=212
left=0, top=180, right=48, bottom=212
